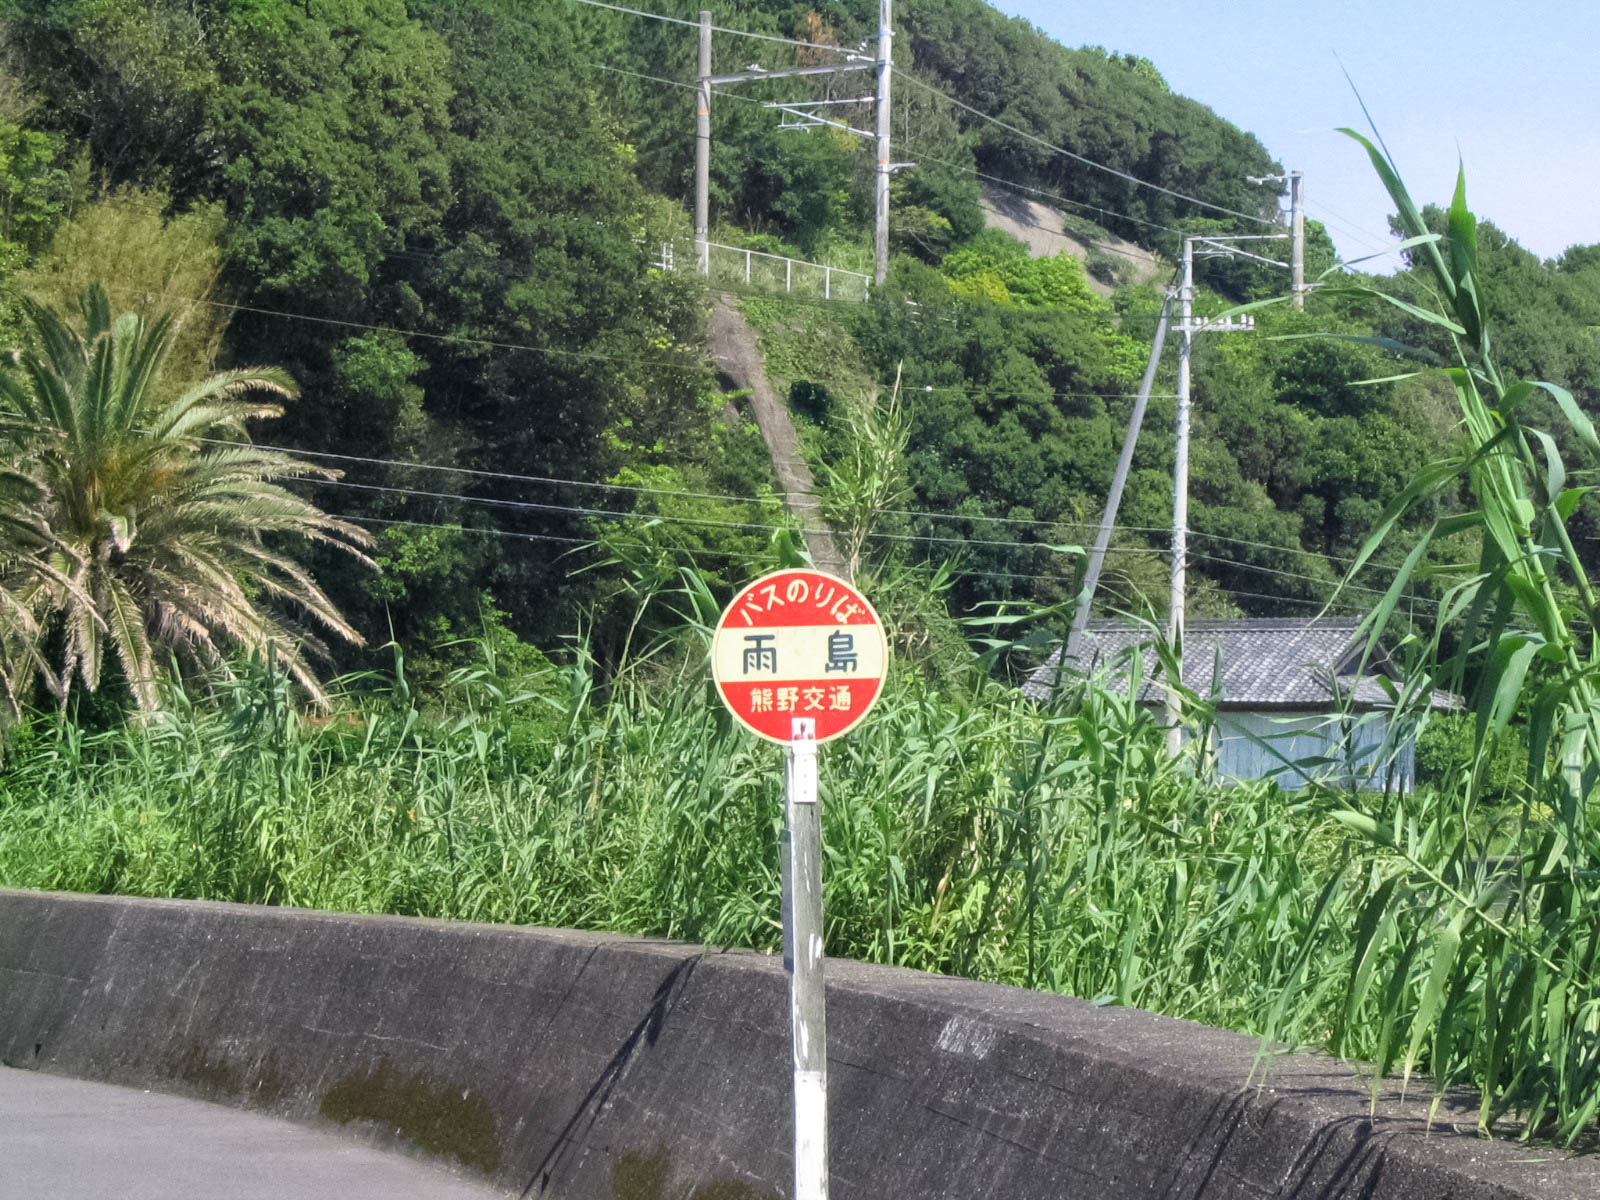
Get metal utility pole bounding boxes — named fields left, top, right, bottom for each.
left=1290, top=170, right=1305, bottom=310
left=1166, top=240, right=1195, bottom=756
left=1166, top=236, right=1264, bottom=756
left=1249, top=170, right=1306, bottom=309
left=695, top=11, right=712, bottom=275
left=785, top=719, right=827, bottom=1200
left=874, top=0, right=892, bottom=286
left=1069, top=289, right=1176, bottom=652
left=699, top=11, right=893, bottom=288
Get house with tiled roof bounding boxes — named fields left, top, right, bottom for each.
left=1023, top=617, right=1452, bottom=791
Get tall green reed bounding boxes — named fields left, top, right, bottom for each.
left=1, top=530, right=1594, bottom=1137
left=1305, top=133, right=1600, bottom=1142
left=0, top=622, right=1355, bottom=1051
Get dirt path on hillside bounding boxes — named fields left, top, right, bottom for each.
left=708, top=293, right=848, bottom=579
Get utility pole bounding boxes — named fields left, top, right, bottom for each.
left=1249, top=170, right=1306, bottom=309
left=874, top=0, right=892, bottom=286
left=697, top=9, right=893, bottom=288
left=1166, top=236, right=1264, bottom=756
left=1290, top=169, right=1305, bottom=310
left=695, top=10, right=712, bottom=275
left=1166, top=239, right=1195, bottom=756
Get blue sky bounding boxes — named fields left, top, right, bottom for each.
left=994, top=1, right=1600, bottom=268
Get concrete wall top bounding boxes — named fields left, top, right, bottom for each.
left=1, top=888, right=1595, bottom=1200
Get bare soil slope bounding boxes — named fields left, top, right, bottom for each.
left=981, top=185, right=1167, bottom=295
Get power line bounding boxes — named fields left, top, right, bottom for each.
left=567, top=0, right=854, bottom=54
left=102, top=285, right=707, bottom=370
left=106, top=278, right=1181, bottom=409
left=311, top=476, right=1158, bottom=555
left=1188, top=550, right=1440, bottom=610
left=907, top=142, right=1192, bottom=243
left=1301, top=200, right=1398, bottom=255
left=333, top=511, right=1103, bottom=587
left=302, top=432, right=1427, bottom=614
left=335, top=509, right=1380, bottom=610
left=240, top=438, right=1439, bottom=592
left=1188, top=528, right=1360, bottom=567
left=309, top=470, right=1439, bottom=613
left=236, top=439, right=1154, bottom=548
left=336, top=513, right=594, bottom=548
left=892, top=68, right=1279, bottom=231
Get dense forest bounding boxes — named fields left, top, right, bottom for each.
left=0, top=0, right=1593, bottom=688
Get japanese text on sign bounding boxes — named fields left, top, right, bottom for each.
left=710, top=569, right=888, bottom=745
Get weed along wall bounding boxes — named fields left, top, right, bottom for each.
left=1, top=890, right=1594, bottom=1200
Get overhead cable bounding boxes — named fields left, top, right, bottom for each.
left=892, top=69, right=1280, bottom=230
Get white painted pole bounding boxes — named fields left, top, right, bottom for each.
left=695, top=11, right=711, bottom=275
left=785, top=716, right=827, bottom=1200
left=873, top=0, right=892, bottom=286
left=1290, top=169, right=1305, bottom=311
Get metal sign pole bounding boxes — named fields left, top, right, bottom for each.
left=784, top=716, right=827, bottom=1200
left=709, top=569, right=885, bottom=1200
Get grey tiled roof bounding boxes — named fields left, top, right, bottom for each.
left=1021, top=617, right=1416, bottom=709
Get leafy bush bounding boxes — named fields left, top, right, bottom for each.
left=1414, top=715, right=1528, bottom=805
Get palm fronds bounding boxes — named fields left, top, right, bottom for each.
left=0, top=284, right=371, bottom=710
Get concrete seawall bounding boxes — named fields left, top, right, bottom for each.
left=1, top=889, right=1593, bottom=1199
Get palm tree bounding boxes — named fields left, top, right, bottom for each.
left=0, top=285, right=373, bottom=710
left=0, top=470, right=61, bottom=720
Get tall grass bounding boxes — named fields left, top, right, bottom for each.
left=1304, top=137, right=1600, bottom=1144
left=0, top=596, right=1592, bottom=1139
left=0, top=634, right=1352, bottom=1038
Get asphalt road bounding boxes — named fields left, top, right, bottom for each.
left=0, top=1066, right=509, bottom=1199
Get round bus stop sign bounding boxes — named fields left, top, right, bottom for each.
left=711, top=569, right=888, bottom=744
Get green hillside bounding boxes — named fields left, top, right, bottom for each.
left=0, top=0, right=1592, bottom=665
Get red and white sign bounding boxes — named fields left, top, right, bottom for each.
left=711, top=569, right=888, bottom=744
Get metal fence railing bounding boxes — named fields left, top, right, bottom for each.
left=652, top=240, right=872, bottom=303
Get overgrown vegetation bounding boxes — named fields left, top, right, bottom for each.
left=0, top=582, right=1590, bottom=1143
left=1306, top=140, right=1600, bottom=1145
left=0, top=0, right=1597, bottom=1154
left=0, top=627, right=1416, bottom=1058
